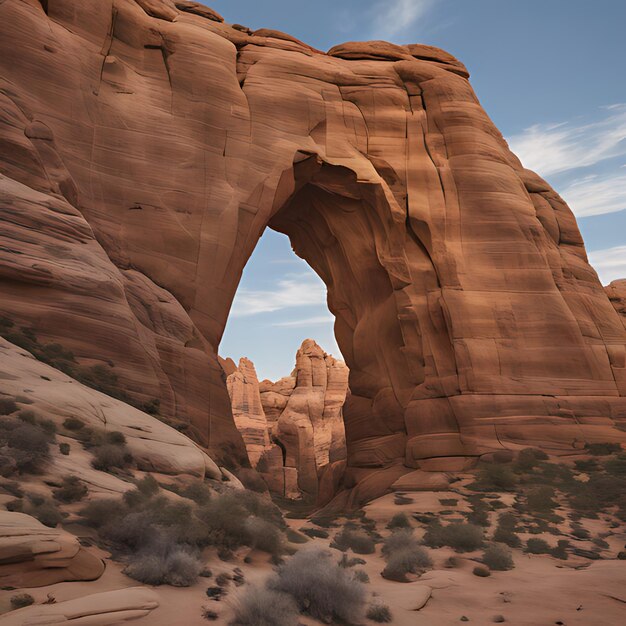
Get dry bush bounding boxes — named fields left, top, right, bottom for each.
left=124, top=536, right=202, bottom=587
left=366, top=602, right=393, bottom=622
left=53, top=475, right=88, bottom=503
left=91, top=444, right=133, bottom=472
left=386, top=512, right=411, bottom=530
left=423, top=522, right=484, bottom=552
left=482, top=544, right=514, bottom=571
left=230, top=585, right=299, bottom=626
left=331, top=527, right=376, bottom=554
left=526, top=538, right=551, bottom=554
left=244, top=516, right=283, bottom=557
left=10, top=593, right=34, bottom=609
left=271, top=548, right=366, bottom=624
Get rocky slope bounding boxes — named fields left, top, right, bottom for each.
left=226, top=340, right=348, bottom=501
left=0, top=0, right=625, bottom=500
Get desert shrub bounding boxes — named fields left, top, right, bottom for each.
left=493, top=526, right=521, bottom=548
left=592, top=537, right=609, bottom=549
left=53, top=475, right=88, bottom=503
left=571, top=525, right=590, bottom=539
left=1, top=481, right=23, bottom=497
left=381, top=529, right=416, bottom=556
left=178, top=481, right=212, bottom=505
left=59, top=442, right=70, bottom=455
left=526, top=538, right=551, bottom=554
left=124, top=536, right=202, bottom=586
left=79, top=499, right=120, bottom=528
left=230, top=585, right=299, bottom=626
left=331, top=528, right=376, bottom=554
left=604, top=454, right=626, bottom=476
left=17, top=409, right=36, bottom=424
left=473, top=565, right=491, bottom=577
left=366, top=603, right=392, bottom=623
left=393, top=493, right=413, bottom=505
left=353, top=569, right=370, bottom=583
left=466, top=500, right=490, bottom=527
left=270, top=548, right=366, bottom=623
left=63, top=417, right=85, bottom=431
left=245, top=517, right=283, bottom=557
left=526, top=486, right=558, bottom=513
left=381, top=529, right=431, bottom=581
left=439, top=498, right=458, bottom=506
left=482, top=544, right=514, bottom=571
left=29, top=498, right=63, bottom=527
left=91, top=444, right=133, bottom=471
left=301, top=527, right=329, bottom=539
left=106, top=430, right=126, bottom=445
left=286, top=528, right=308, bottom=544
left=471, top=463, right=517, bottom=491
left=382, top=547, right=432, bottom=581
left=0, top=397, right=18, bottom=415
left=585, top=442, right=621, bottom=456
left=0, top=419, right=51, bottom=475
left=387, top=512, right=411, bottom=530
left=423, top=522, right=484, bottom=552
left=551, top=539, right=570, bottom=560
left=10, top=593, right=34, bottom=609
left=574, top=459, right=599, bottom=472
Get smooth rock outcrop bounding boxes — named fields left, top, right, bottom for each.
left=607, top=280, right=626, bottom=330
left=0, top=338, right=222, bottom=482
left=0, top=587, right=159, bottom=625
left=0, top=511, right=104, bottom=588
left=0, top=0, right=625, bottom=497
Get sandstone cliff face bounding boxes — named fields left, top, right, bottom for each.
left=606, top=280, right=626, bottom=330
left=226, top=340, right=348, bottom=499
left=0, top=0, right=625, bottom=495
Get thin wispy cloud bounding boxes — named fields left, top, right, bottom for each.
left=588, top=245, right=626, bottom=285
left=368, top=0, right=439, bottom=40
left=230, top=273, right=327, bottom=317
left=507, top=104, right=626, bottom=177
left=272, top=315, right=334, bottom=328
left=560, top=171, right=626, bottom=218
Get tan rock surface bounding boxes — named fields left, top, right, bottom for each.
left=0, top=586, right=159, bottom=625
left=0, top=0, right=625, bottom=499
left=606, top=280, right=626, bottom=330
left=0, top=511, right=104, bottom=588
left=0, top=337, right=223, bottom=482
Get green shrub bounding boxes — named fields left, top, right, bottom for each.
left=482, top=544, right=514, bottom=571
left=331, top=528, right=376, bottom=555
left=526, top=538, right=551, bottom=554
left=230, top=586, right=299, bottom=626
left=367, top=603, right=392, bottom=622
left=270, top=548, right=366, bottom=623
left=387, top=512, right=411, bottom=530
left=10, top=593, right=34, bottom=609
left=473, top=565, right=491, bottom=577
left=53, top=475, right=88, bottom=503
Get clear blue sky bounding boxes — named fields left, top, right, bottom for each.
left=214, top=0, right=626, bottom=380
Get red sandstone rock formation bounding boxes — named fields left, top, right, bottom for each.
left=226, top=340, right=348, bottom=499
left=1, top=0, right=625, bottom=497
left=606, top=280, right=626, bottom=330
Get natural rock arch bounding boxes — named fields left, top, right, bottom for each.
left=0, top=0, right=625, bottom=498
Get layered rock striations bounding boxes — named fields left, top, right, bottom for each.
left=0, top=0, right=625, bottom=498
left=226, top=340, right=348, bottom=499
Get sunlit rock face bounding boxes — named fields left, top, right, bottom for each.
left=1, top=0, right=625, bottom=495
left=226, top=340, right=348, bottom=500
